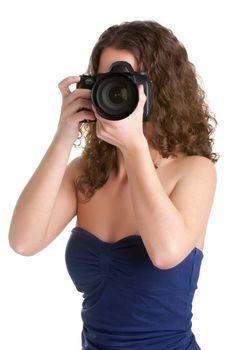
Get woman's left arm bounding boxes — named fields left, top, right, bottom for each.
left=122, top=141, right=217, bottom=269
left=94, top=85, right=217, bottom=269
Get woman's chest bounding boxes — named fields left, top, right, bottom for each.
left=76, top=168, right=177, bottom=243
left=77, top=183, right=135, bottom=239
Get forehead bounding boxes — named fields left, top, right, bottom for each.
left=97, top=47, right=139, bottom=73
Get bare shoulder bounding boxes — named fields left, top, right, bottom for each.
left=177, top=155, right=217, bottom=184
left=170, top=154, right=217, bottom=214
left=69, top=155, right=82, bottom=168
left=68, top=155, right=83, bottom=178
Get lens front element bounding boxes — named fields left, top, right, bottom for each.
left=93, top=74, right=138, bottom=120
left=108, top=86, right=128, bottom=105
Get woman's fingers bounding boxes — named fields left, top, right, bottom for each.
left=58, top=76, right=80, bottom=98
left=69, top=98, right=93, bottom=115
left=64, top=87, right=92, bottom=106
left=136, top=84, right=147, bottom=111
left=77, top=110, right=96, bottom=123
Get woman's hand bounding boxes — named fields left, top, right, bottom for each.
left=94, top=84, right=148, bottom=151
left=55, top=76, right=96, bottom=146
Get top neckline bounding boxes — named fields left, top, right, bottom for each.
left=72, top=226, right=204, bottom=256
left=73, top=226, right=141, bottom=245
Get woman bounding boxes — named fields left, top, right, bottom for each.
left=9, top=20, right=218, bottom=349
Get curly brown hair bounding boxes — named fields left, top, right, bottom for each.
left=75, top=20, right=219, bottom=202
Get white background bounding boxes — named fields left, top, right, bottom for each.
left=0, top=0, right=231, bottom=349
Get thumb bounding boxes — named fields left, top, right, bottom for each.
left=137, top=84, right=147, bottom=109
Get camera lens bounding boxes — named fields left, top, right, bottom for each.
left=108, top=86, right=128, bottom=105
left=92, top=74, right=138, bottom=120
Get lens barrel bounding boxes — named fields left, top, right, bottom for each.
left=92, top=74, right=138, bottom=120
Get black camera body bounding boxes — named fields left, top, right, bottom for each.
left=76, top=61, right=152, bottom=121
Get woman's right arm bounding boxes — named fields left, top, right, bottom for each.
left=8, top=76, right=96, bottom=256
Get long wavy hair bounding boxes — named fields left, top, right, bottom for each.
left=75, top=20, right=219, bottom=202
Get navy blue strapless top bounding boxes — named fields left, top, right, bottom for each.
left=65, top=227, right=203, bottom=350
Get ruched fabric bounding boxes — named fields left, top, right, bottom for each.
left=65, top=227, right=203, bottom=349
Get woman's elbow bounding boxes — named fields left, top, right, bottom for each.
left=151, top=248, right=182, bottom=270
left=8, top=234, right=40, bottom=257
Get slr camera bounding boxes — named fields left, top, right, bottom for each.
left=76, top=61, right=152, bottom=121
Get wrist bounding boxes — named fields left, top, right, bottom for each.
left=120, top=136, right=149, bottom=157
left=52, top=132, right=74, bottom=150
